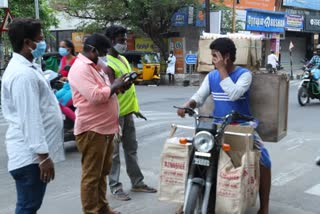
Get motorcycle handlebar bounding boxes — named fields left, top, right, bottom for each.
left=173, top=106, right=196, bottom=117
left=173, top=107, right=253, bottom=122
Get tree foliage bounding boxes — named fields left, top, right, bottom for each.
left=0, top=0, right=58, bottom=67
left=212, top=0, right=244, bottom=33
left=2, top=0, right=59, bottom=37
left=53, top=0, right=197, bottom=59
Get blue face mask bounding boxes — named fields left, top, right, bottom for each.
left=59, top=47, right=69, bottom=56
left=30, top=41, right=46, bottom=58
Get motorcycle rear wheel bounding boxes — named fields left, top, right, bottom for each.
left=298, top=87, right=309, bottom=106
left=185, top=183, right=202, bottom=214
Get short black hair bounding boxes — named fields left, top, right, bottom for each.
left=104, top=25, right=127, bottom=40
left=8, top=18, right=42, bottom=52
left=83, top=33, right=111, bottom=54
left=63, top=39, right=75, bottom=56
left=209, top=38, right=236, bottom=62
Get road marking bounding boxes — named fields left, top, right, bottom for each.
left=305, top=184, right=320, bottom=196
left=285, top=137, right=318, bottom=151
left=272, top=163, right=313, bottom=187
left=286, top=138, right=305, bottom=151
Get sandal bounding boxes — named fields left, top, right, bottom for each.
left=131, top=184, right=157, bottom=193
left=111, top=189, right=131, bottom=201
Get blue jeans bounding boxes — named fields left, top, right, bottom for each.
left=10, top=164, right=47, bottom=214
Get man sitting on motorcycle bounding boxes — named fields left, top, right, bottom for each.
left=177, top=37, right=271, bottom=214
left=307, top=44, right=320, bottom=68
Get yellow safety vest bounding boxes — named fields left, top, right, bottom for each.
left=107, top=54, right=139, bottom=116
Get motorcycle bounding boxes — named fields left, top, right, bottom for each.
left=174, top=107, right=254, bottom=214
left=266, top=63, right=283, bottom=74
left=43, top=70, right=75, bottom=142
left=298, top=65, right=320, bottom=106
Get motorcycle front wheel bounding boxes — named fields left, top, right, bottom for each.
left=298, top=87, right=309, bottom=106
left=185, top=183, right=202, bottom=214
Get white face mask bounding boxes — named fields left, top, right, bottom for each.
left=98, top=56, right=107, bottom=63
left=97, top=57, right=107, bottom=68
left=113, top=43, right=127, bottom=54
left=170, top=54, right=173, bottom=57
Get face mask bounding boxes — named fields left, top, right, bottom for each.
left=97, top=57, right=107, bottom=68
left=113, top=43, right=127, bottom=54
left=170, top=54, right=173, bottom=57
left=30, top=41, right=47, bottom=58
left=59, top=47, right=69, bottom=56
left=98, top=56, right=107, bottom=63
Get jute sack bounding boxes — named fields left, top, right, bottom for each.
left=158, top=127, right=191, bottom=203
left=215, top=125, right=260, bottom=214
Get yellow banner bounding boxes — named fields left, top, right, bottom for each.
left=72, top=32, right=84, bottom=53
left=135, top=38, right=155, bottom=52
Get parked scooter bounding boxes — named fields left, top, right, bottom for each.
left=298, top=65, right=320, bottom=106
left=43, top=69, right=75, bottom=142
left=174, top=107, right=254, bottom=214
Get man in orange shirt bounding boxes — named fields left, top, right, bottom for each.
left=68, top=33, right=129, bottom=214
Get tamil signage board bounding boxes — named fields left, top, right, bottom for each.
left=171, top=7, right=188, bottom=27
left=185, top=54, right=197, bottom=65
left=245, top=9, right=285, bottom=33
left=305, top=15, right=320, bottom=33
left=135, top=38, right=155, bottom=52
left=0, top=0, right=8, bottom=8
left=283, top=0, right=320, bottom=11
left=169, top=37, right=185, bottom=74
left=187, top=6, right=194, bottom=25
left=213, top=0, right=275, bottom=11
left=72, top=32, right=84, bottom=53
left=195, top=9, right=205, bottom=27
left=285, top=15, right=304, bottom=32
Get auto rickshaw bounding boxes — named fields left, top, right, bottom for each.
left=122, top=51, right=161, bottom=85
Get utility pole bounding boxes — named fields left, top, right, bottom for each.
left=205, top=0, right=210, bottom=32
left=232, top=0, right=236, bottom=33
left=35, top=0, right=39, bottom=19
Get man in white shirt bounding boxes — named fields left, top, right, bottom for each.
left=1, top=18, right=64, bottom=213
left=166, top=50, right=176, bottom=84
left=267, top=50, right=278, bottom=73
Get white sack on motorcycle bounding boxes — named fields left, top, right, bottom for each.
left=215, top=126, right=260, bottom=214
left=158, top=136, right=191, bottom=203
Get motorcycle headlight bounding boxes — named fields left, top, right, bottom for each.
left=304, top=71, right=310, bottom=78
left=194, top=131, right=214, bottom=153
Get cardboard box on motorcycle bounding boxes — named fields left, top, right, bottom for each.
left=197, top=33, right=289, bottom=142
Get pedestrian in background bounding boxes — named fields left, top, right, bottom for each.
left=105, top=25, right=157, bottom=201
left=58, top=39, right=76, bottom=79
left=166, top=50, right=176, bottom=85
left=68, top=33, right=128, bottom=214
left=1, top=18, right=65, bottom=214
left=267, top=50, right=278, bottom=73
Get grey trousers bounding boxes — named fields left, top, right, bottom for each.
left=109, top=113, right=145, bottom=192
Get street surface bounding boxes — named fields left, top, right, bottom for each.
left=1, top=80, right=320, bottom=214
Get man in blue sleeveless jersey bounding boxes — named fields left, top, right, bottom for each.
left=177, top=38, right=271, bottom=214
